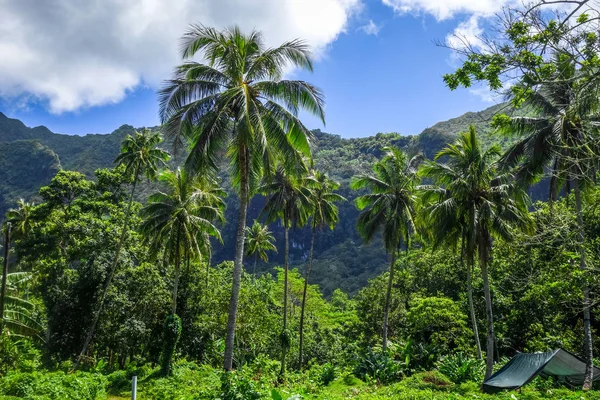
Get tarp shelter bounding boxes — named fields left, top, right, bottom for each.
left=483, top=349, right=600, bottom=393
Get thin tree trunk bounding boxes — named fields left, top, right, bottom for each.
left=224, top=146, right=249, bottom=371
left=574, top=179, right=594, bottom=389
left=253, top=254, right=258, bottom=276
left=0, top=223, right=11, bottom=333
left=74, top=169, right=139, bottom=370
left=299, top=225, right=316, bottom=368
left=382, top=249, right=397, bottom=353
left=206, top=247, right=211, bottom=291
left=463, top=237, right=482, bottom=359
left=280, top=227, right=290, bottom=376
left=480, top=231, right=495, bottom=379
left=171, top=231, right=181, bottom=315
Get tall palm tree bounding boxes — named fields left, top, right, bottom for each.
left=495, top=55, right=600, bottom=388
left=159, top=25, right=324, bottom=371
left=75, top=128, right=170, bottom=368
left=351, top=147, right=421, bottom=353
left=420, top=126, right=532, bottom=379
left=6, top=200, right=36, bottom=240
left=245, top=220, right=277, bottom=275
left=260, top=166, right=314, bottom=376
left=298, top=170, right=345, bottom=367
left=417, top=182, right=483, bottom=359
left=140, top=168, right=225, bottom=314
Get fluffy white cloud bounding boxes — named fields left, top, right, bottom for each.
left=445, top=16, right=484, bottom=51
left=358, top=20, right=382, bottom=35
left=381, top=0, right=514, bottom=21
left=0, top=0, right=361, bottom=113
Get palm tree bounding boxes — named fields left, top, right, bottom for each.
left=298, top=170, right=345, bottom=367
left=351, top=147, right=421, bottom=353
left=6, top=200, right=36, bottom=240
left=417, top=183, right=482, bottom=359
left=495, top=56, right=600, bottom=388
left=245, top=220, right=277, bottom=275
left=75, top=128, right=170, bottom=368
left=159, top=25, right=324, bottom=370
left=260, top=166, right=314, bottom=376
left=141, top=168, right=225, bottom=314
left=420, top=126, right=532, bottom=379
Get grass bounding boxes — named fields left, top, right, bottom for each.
left=1, top=363, right=599, bottom=400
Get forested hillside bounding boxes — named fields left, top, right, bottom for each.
left=0, top=105, right=508, bottom=294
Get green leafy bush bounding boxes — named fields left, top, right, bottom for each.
left=353, top=349, right=402, bottom=384
left=217, top=370, right=262, bottom=400
left=436, top=353, right=483, bottom=384
left=318, top=363, right=336, bottom=386
left=0, top=371, right=107, bottom=400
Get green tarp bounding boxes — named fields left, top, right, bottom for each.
left=483, top=349, right=600, bottom=393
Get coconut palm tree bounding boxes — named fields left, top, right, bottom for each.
left=351, top=147, right=421, bottom=353
left=417, top=183, right=483, bottom=359
left=75, top=128, right=170, bottom=368
left=159, top=25, right=324, bottom=370
left=245, top=220, right=277, bottom=275
left=6, top=200, right=36, bottom=240
left=260, top=165, right=314, bottom=376
left=298, top=170, right=345, bottom=367
left=140, top=168, right=225, bottom=314
left=419, top=126, right=532, bottom=379
left=495, top=55, right=600, bottom=388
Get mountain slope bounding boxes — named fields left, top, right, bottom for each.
left=0, top=105, right=504, bottom=294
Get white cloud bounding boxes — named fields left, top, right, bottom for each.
left=445, top=16, right=484, bottom=51
left=0, top=0, right=361, bottom=113
left=381, top=0, right=514, bottom=21
left=358, top=20, right=382, bottom=35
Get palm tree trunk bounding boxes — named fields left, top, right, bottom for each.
left=0, top=223, right=11, bottom=333
left=574, top=179, right=594, bottom=389
left=74, top=168, right=139, bottom=370
left=280, top=227, right=290, bottom=376
left=253, top=254, right=258, bottom=276
left=299, top=225, right=316, bottom=368
left=224, top=146, right=249, bottom=371
left=479, top=231, right=495, bottom=379
left=463, top=237, right=482, bottom=359
left=171, top=231, right=181, bottom=315
left=382, top=249, right=397, bottom=353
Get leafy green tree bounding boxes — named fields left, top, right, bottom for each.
left=419, top=127, right=532, bottom=378
left=299, top=170, right=345, bottom=367
left=75, top=129, right=169, bottom=368
left=444, top=3, right=600, bottom=387
left=159, top=25, right=324, bottom=371
left=260, top=166, right=314, bottom=375
left=140, top=168, right=225, bottom=315
left=492, top=55, right=600, bottom=386
left=351, top=147, right=421, bottom=352
left=244, top=220, right=277, bottom=275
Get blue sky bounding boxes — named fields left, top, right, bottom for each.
left=0, top=0, right=503, bottom=138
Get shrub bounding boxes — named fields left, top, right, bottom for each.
left=217, top=370, right=262, bottom=400
left=318, top=363, right=336, bottom=386
left=0, top=371, right=107, bottom=400
left=353, top=349, right=402, bottom=384
left=436, top=353, right=484, bottom=384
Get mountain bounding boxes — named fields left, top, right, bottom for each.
left=0, top=105, right=507, bottom=295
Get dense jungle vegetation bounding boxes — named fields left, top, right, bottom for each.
left=2, top=1, right=600, bottom=399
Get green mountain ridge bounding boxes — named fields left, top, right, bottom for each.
left=0, top=105, right=507, bottom=294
